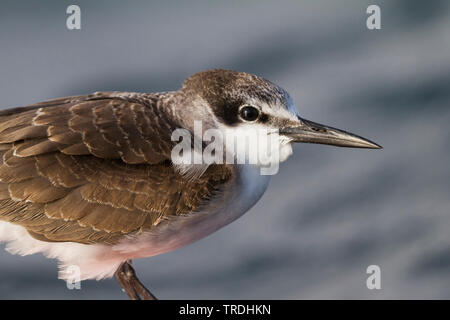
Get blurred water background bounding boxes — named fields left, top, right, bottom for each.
left=0, top=0, right=449, bottom=299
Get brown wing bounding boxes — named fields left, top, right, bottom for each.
left=0, top=92, right=177, bottom=164
left=0, top=93, right=232, bottom=244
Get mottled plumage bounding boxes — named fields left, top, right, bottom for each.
left=0, top=92, right=232, bottom=245
left=0, top=69, right=380, bottom=299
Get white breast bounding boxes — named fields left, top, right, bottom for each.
left=112, top=164, right=271, bottom=259
left=0, top=165, right=270, bottom=281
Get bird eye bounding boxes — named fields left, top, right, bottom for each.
left=239, top=106, right=260, bottom=122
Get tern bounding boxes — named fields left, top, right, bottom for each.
left=0, top=69, right=381, bottom=299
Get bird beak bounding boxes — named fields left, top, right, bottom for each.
left=279, top=118, right=382, bottom=149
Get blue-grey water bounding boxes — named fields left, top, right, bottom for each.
left=1, top=0, right=449, bottom=299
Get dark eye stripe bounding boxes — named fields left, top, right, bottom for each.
left=259, top=113, right=269, bottom=123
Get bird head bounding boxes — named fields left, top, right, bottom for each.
left=176, top=69, right=381, bottom=169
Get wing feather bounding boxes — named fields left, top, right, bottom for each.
left=0, top=93, right=232, bottom=245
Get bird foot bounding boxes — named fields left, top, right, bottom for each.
left=114, top=260, right=157, bottom=300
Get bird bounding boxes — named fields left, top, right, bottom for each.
left=0, top=69, right=381, bottom=299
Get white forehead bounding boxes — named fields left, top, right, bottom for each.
left=244, top=93, right=299, bottom=122
left=283, top=93, right=299, bottom=116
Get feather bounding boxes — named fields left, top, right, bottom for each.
left=0, top=92, right=232, bottom=245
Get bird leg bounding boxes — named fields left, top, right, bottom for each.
left=114, top=260, right=157, bottom=300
